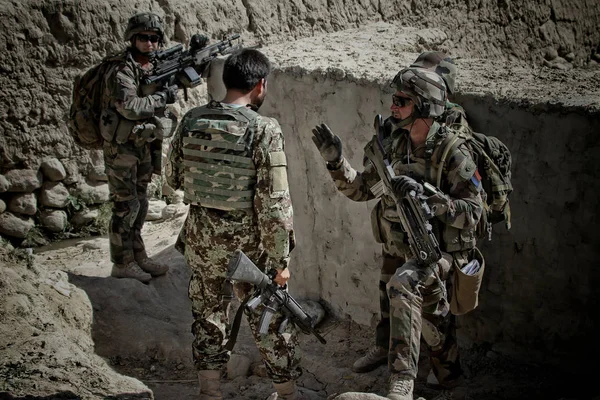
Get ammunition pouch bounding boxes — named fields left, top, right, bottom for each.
left=450, top=247, right=485, bottom=315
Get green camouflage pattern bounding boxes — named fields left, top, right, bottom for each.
left=184, top=206, right=301, bottom=383
left=101, top=51, right=170, bottom=265
left=168, top=101, right=295, bottom=271
left=327, top=119, right=483, bottom=382
left=167, top=102, right=299, bottom=381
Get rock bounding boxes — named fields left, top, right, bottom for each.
left=40, top=158, right=67, bottom=181
left=0, top=199, right=5, bottom=213
left=5, top=169, right=42, bottom=192
left=62, top=160, right=82, bottom=185
left=70, top=181, right=109, bottom=205
left=592, top=53, right=600, bottom=62
left=564, top=52, right=575, bottom=62
left=227, top=353, right=251, bottom=379
left=170, top=190, right=185, bottom=205
left=161, top=204, right=179, bottom=220
left=8, top=193, right=37, bottom=216
left=544, top=47, right=558, bottom=61
left=40, top=181, right=70, bottom=208
left=416, top=28, right=447, bottom=46
left=72, top=208, right=99, bottom=227
left=0, top=212, right=35, bottom=239
left=299, top=300, right=326, bottom=326
left=39, top=209, right=68, bottom=233
left=252, top=363, right=268, bottom=378
left=0, top=175, right=8, bottom=192
left=146, top=200, right=167, bottom=221
left=88, top=164, right=108, bottom=182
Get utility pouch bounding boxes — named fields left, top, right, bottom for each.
left=99, top=109, right=119, bottom=142
left=114, top=118, right=137, bottom=144
left=450, top=247, right=485, bottom=315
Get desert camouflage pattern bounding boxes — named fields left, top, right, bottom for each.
left=410, top=51, right=458, bottom=94
left=391, top=68, right=447, bottom=118
left=124, top=12, right=163, bottom=41
left=101, top=51, right=168, bottom=265
left=328, top=119, right=482, bottom=382
left=167, top=102, right=299, bottom=382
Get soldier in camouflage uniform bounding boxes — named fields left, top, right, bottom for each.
left=166, top=49, right=302, bottom=400
left=351, top=52, right=473, bottom=390
left=100, top=12, right=179, bottom=283
left=312, top=67, right=484, bottom=399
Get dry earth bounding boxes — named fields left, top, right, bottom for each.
left=1, top=1, right=600, bottom=400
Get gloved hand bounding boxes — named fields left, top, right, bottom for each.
left=157, top=84, right=178, bottom=104
left=391, top=175, right=424, bottom=198
left=311, top=123, right=343, bottom=164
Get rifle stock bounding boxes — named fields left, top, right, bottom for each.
left=364, top=114, right=442, bottom=266
left=227, top=250, right=327, bottom=344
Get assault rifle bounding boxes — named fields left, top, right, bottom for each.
left=144, top=33, right=242, bottom=99
left=364, top=114, right=443, bottom=266
left=226, top=249, right=327, bottom=344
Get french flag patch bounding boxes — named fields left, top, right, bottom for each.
left=471, top=170, right=482, bottom=188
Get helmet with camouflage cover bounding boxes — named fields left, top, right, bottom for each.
left=391, top=67, right=447, bottom=118
left=124, top=12, right=164, bottom=41
left=410, top=51, right=457, bottom=94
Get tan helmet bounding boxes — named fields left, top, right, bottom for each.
left=391, top=67, right=447, bottom=118
left=410, top=51, right=457, bottom=94
left=124, top=12, right=164, bottom=41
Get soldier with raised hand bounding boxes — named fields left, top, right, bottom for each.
left=166, top=49, right=302, bottom=400
left=312, top=66, right=484, bottom=399
left=349, top=52, right=474, bottom=390
left=100, top=12, right=179, bottom=283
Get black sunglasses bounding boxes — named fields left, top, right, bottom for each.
left=137, top=34, right=160, bottom=43
left=392, top=95, right=412, bottom=108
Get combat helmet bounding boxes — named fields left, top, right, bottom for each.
left=410, top=51, right=457, bottom=94
left=391, top=67, right=447, bottom=118
left=124, top=12, right=164, bottom=41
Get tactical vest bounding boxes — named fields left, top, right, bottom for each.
left=379, top=123, right=478, bottom=253
left=182, top=104, right=259, bottom=211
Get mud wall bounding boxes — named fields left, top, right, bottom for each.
left=261, top=69, right=600, bottom=371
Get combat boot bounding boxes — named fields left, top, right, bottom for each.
left=136, top=257, right=169, bottom=276
left=111, top=261, right=152, bottom=283
left=387, top=374, right=414, bottom=400
left=198, top=370, right=222, bottom=400
left=267, top=380, right=298, bottom=400
left=352, top=346, right=388, bottom=373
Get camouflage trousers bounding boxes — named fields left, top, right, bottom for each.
left=103, top=141, right=153, bottom=265
left=380, top=251, right=463, bottom=386
left=185, top=206, right=302, bottom=383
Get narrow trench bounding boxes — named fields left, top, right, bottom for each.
left=73, top=69, right=600, bottom=400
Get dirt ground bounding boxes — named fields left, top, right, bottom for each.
left=1, top=207, right=595, bottom=400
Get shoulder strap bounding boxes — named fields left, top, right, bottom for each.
left=435, top=130, right=465, bottom=188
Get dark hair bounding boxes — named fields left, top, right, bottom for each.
left=223, top=49, right=271, bottom=92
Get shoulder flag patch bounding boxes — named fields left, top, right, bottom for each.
left=471, top=169, right=482, bottom=188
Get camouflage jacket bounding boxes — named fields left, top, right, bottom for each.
left=102, top=50, right=166, bottom=122
left=167, top=101, right=295, bottom=270
left=329, top=119, right=483, bottom=254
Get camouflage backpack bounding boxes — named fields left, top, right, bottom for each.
left=67, top=54, right=124, bottom=150
left=435, top=124, right=513, bottom=240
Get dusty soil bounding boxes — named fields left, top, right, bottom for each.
left=1, top=209, right=595, bottom=400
